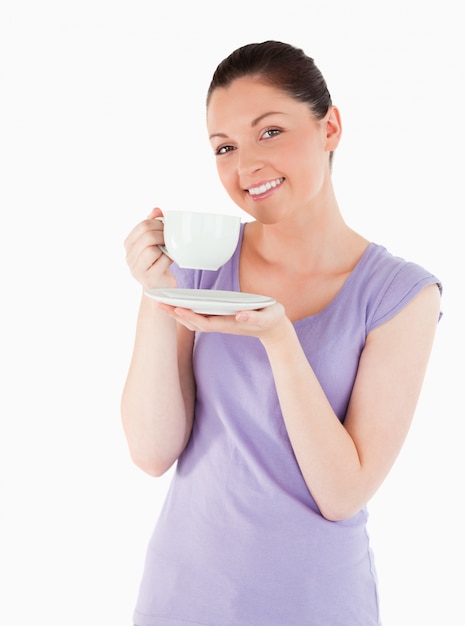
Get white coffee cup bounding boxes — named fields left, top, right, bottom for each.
left=157, top=210, right=241, bottom=270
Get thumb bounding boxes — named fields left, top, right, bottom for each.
left=147, top=207, right=163, bottom=219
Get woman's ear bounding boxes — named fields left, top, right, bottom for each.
left=325, top=106, right=342, bottom=152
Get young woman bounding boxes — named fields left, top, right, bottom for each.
left=122, top=41, right=442, bottom=626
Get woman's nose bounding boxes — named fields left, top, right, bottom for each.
left=237, top=147, right=264, bottom=177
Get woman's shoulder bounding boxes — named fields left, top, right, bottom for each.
left=358, top=243, right=442, bottom=331
left=361, top=242, right=441, bottom=289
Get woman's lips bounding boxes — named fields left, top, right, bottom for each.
left=247, top=177, right=285, bottom=197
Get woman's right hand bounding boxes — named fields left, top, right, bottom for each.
left=124, top=207, right=176, bottom=290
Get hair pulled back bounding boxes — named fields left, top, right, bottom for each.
left=206, top=40, right=332, bottom=121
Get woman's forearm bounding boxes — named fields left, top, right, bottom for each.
left=261, top=320, right=364, bottom=520
left=121, top=293, right=194, bottom=476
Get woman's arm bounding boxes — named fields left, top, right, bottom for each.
left=121, top=209, right=196, bottom=476
left=261, top=284, right=441, bottom=520
left=121, top=295, right=195, bottom=476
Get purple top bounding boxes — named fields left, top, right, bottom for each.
left=133, top=224, right=441, bottom=626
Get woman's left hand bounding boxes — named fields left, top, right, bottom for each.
left=155, top=301, right=290, bottom=344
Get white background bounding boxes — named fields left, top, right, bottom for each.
left=1, top=1, right=463, bottom=624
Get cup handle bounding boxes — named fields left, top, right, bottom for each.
left=154, top=216, right=172, bottom=260
left=158, top=244, right=171, bottom=258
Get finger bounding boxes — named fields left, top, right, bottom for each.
left=147, top=207, right=163, bottom=220
left=135, top=243, right=163, bottom=274
left=124, top=214, right=164, bottom=253
left=126, top=223, right=165, bottom=270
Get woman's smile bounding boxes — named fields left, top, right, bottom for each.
left=247, top=177, right=285, bottom=199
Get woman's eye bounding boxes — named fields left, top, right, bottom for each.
left=262, top=128, right=281, bottom=139
left=216, top=145, right=235, bottom=155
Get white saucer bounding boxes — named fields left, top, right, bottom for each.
left=144, top=288, right=276, bottom=315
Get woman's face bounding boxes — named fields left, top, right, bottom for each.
left=207, top=76, right=340, bottom=224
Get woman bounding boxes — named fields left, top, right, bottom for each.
left=122, top=41, right=442, bottom=626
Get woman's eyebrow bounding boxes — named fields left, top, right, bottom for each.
left=251, top=111, right=285, bottom=126
left=209, top=111, right=286, bottom=141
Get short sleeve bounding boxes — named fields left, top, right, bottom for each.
left=367, top=262, right=442, bottom=333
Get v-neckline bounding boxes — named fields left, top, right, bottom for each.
left=230, top=222, right=375, bottom=325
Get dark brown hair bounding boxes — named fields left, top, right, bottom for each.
left=207, top=40, right=332, bottom=119
left=206, top=40, right=334, bottom=165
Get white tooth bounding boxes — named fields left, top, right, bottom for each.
left=249, top=178, right=283, bottom=195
